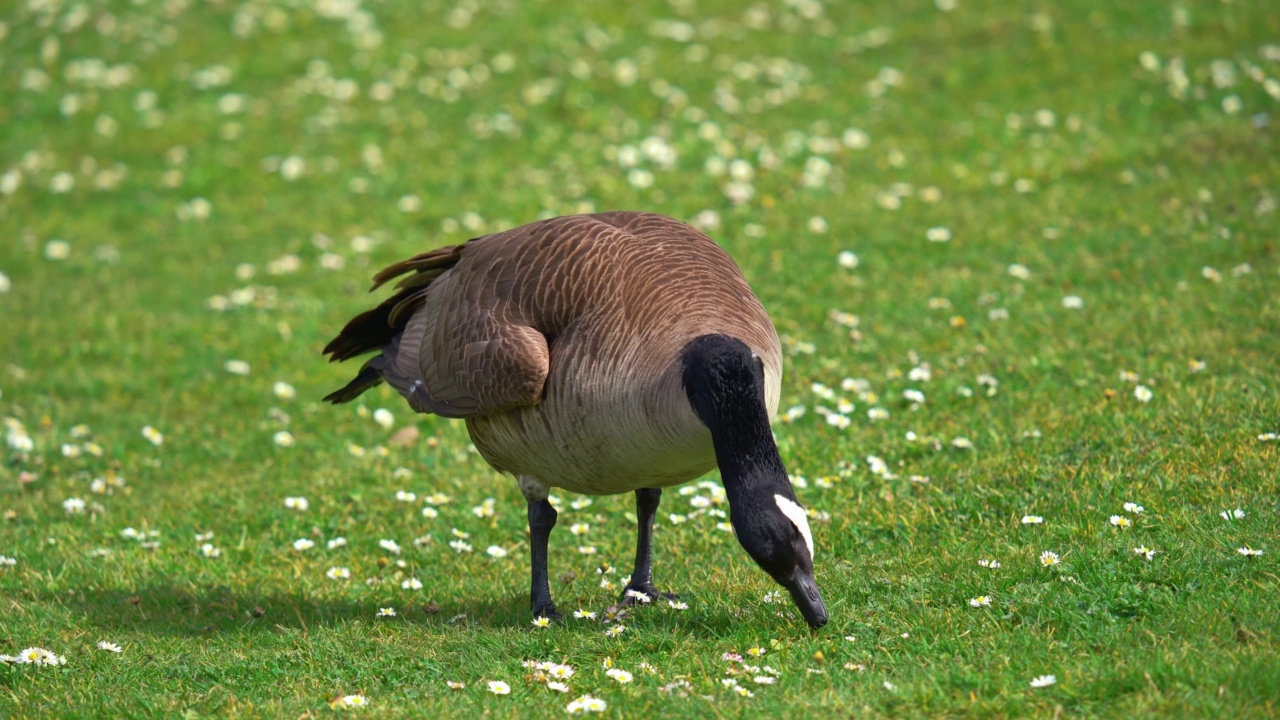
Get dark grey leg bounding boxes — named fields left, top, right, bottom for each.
left=528, top=499, right=560, bottom=619
left=620, top=488, right=676, bottom=604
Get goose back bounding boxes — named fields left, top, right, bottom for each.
left=340, top=212, right=783, bottom=495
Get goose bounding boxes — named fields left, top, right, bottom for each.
left=323, top=211, right=827, bottom=628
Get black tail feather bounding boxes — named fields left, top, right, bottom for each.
left=323, top=242, right=466, bottom=403
left=323, top=302, right=396, bottom=362
left=323, top=359, right=385, bottom=404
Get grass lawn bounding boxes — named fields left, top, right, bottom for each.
left=2, top=0, right=1278, bottom=716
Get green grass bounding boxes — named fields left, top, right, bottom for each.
left=2, top=0, right=1278, bottom=716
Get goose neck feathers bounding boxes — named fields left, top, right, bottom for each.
left=680, top=334, right=784, bottom=485
left=680, top=333, right=828, bottom=628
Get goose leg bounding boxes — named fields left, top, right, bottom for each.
left=528, top=498, right=560, bottom=620
left=620, top=487, right=676, bottom=605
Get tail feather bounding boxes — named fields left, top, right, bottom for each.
left=370, top=244, right=464, bottom=291
left=323, top=357, right=386, bottom=404
left=323, top=243, right=466, bottom=403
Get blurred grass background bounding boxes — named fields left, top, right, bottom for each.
left=1, top=0, right=1278, bottom=717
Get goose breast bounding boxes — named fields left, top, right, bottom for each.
left=419, top=212, right=783, bottom=494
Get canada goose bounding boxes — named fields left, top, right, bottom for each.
left=323, top=211, right=827, bottom=628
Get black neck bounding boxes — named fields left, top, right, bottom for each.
left=681, top=335, right=788, bottom=499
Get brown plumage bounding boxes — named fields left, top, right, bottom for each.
left=324, top=211, right=781, bottom=496
left=324, top=211, right=826, bottom=627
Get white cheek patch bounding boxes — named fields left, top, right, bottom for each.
left=774, top=494, right=814, bottom=562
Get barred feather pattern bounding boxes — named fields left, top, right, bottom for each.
left=323, top=211, right=782, bottom=496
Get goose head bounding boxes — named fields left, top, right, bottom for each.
left=681, top=333, right=828, bottom=629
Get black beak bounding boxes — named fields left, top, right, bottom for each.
left=782, top=569, right=828, bottom=628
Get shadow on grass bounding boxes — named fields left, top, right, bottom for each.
left=52, top=581, right=751, bottom=638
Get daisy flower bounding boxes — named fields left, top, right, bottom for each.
left=1021, top=515, right=1044, bottom=525
left=548, top=664, right=575, bottom=680
left=1133, top=546, right=1156, bottom=560
left=1220, top=508, right=1246, bottom=520
left=292, top=538, right=315, bottom=551
left=1133, top=385, right=1153, bottom=402
left=327, top=537, right=347, bottom=549
left=445, top=681, right=465, bottom=690
left=141, top=425, right=164, bottom=446
left=487, top=680, right=511, bottom=695
left=332, top=693, right=368, bottom=709
left=547, top=681, right=570, bottom=693
left=532, top=616, right=552, bottom=628
left=978, top=559, right=1001, bottom=569
left=486, top=545, right=508, bottom=558
left=573, top=609, right=597, bottom=620
left=326, top=566, right=351, bottom=580
left=733, top=686, right=755, bottom=697
left=376, top=607, right=396, bottom=617
left=968, top=596, right=992, bottom=607
left=567, top=695, right=607, bottom=714
left=378, top=539, right=401, bottom=554
left=199, top=543, right=222, bottom=558
left=605, top=625, right=626, bottom=638
left=746, top=647, right=766, bottom=657
left=97, top=641, right=122, bottom=653
left=17, top=647, right=66, bottom=666
left=1123, top=502, right=1144, bottom=514
left=1109, top=515, right=1131, bottom=528
left=606, top=668, right=633, bottom=684
left=1237, top=547, right=1264, bottom=557
left=1029, top=674, right=1057, bottom=688
left=401, top=578, right=423, bottom=590
left=1039, top=551, right=1060, bottom=567
left=668, top=600, right=689, bottom=610
left=283, top=496, right=309, bottom=511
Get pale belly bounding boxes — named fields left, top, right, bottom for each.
left=465, top=401, right=719, bottom=495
